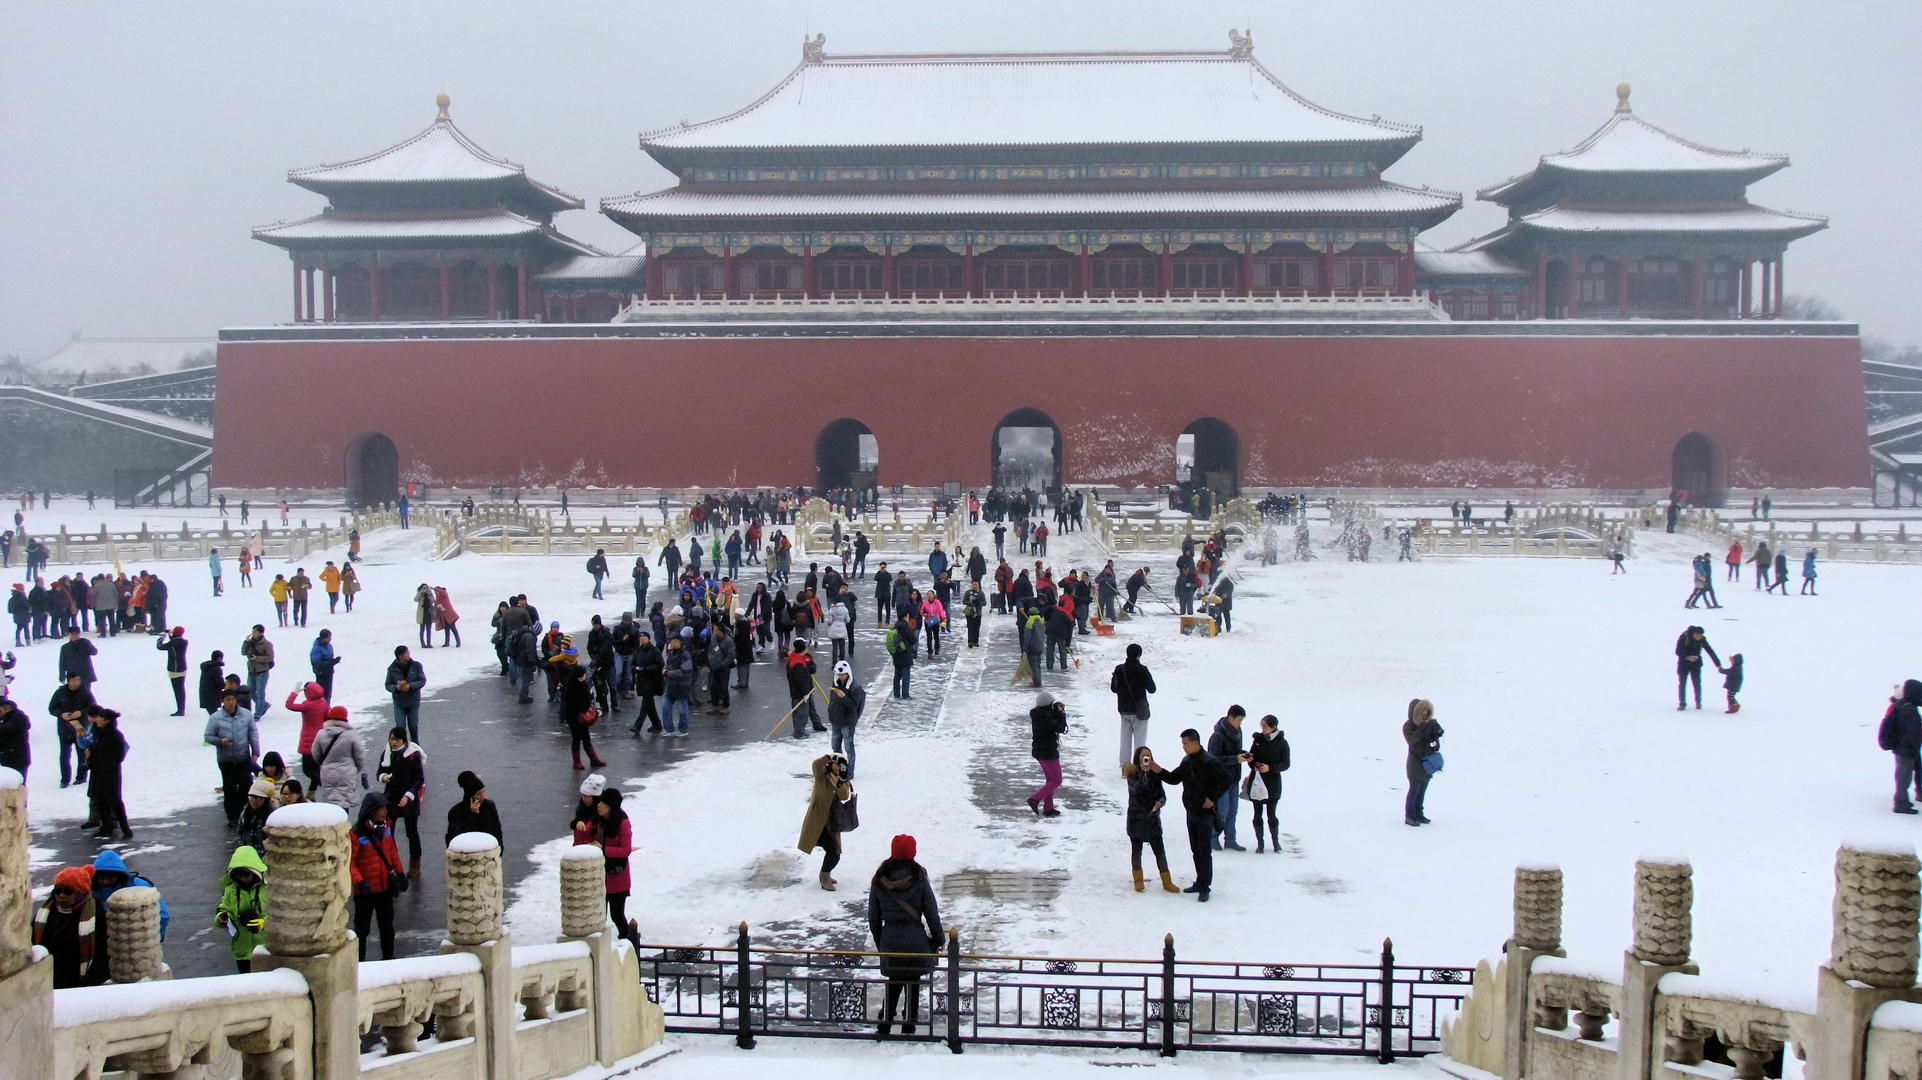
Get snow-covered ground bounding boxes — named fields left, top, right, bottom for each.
left=609, top=1038, right=1447, bottom=1079
left=11, top=500, right=1917, bottom=1011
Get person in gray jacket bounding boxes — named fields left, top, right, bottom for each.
left=826, top=660, right=867, bottom=779
left=309, top=706, right=367, bottom=810
left=202, top=689, right=260, bottom=826
left=1018, top=608, right=1047, bottom=688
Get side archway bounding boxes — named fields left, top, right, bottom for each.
left=815, top=418, right=878, bottom=491
left=1179, top=417, right=1240, bottom=498
left=1671, top=431, right=1727, bottom=508
left=992, top=408, right=1062, bottom=492
left=344, top=432, right=400, bottom=509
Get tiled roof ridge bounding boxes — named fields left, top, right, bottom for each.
left=290, top=114, right=583, bottom=206
left=637, top=49, right=1420, bottom=146
left=1551, top=111, right=1788, bottom=168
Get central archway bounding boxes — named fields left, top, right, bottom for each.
left=815, top=418, right=878, bottom=491
left=1671, top=431, right=1727, bottom=508
left=344, top=432, right=400, bottom=508
left=992, top=408, right=1062, bottom=492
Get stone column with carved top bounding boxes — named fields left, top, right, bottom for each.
left=0, top=770, right=52, bottom=1080
left=441, top=831, right=515, bottom=1080
left=1618, top=859, right=1697, bottom=1080
left=1505, top=864, right=1568, bottom=1079
left=255, top=803, right=360, bottom=1080
left=1810, top=844, right=1921, bottom=1080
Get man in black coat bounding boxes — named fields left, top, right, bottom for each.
left=1044, top=603, right=1074, bottom=672
left=1885, top=680, right=1922, bottom=814
left=1124, top=568, right=1148, bottom=614
left=48, top=673, right=95, bottom=788
left=1674, top=626, right=1720, bottom=711
left=0, top=695, right=30, bottom=780
left=1151, top=728, right=1232, bottom=902
left=629, top=633, right=664, bottom=733
left=1206, top=707, right=1249, bottom=851
left=59, top=628, right=98, bottom=686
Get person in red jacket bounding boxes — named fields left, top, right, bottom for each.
left=349, top=792, right=405, bottom=960
left=287, top=682, right=331, bottom=788
left=587, top=789, right=642, bottom=949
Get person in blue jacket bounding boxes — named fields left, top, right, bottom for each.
left=91, top=848, right=169, bottom=976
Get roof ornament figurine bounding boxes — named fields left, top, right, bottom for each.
left=802, top=33, right=825, bottom=64
left=436, top=92, right=451, bottom=119
left=1615, top=82, right=1631, bottom=113
left=1228, top=28, right=1254, bottom=59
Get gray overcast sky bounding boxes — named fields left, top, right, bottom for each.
left=2, top=0, right=1915, bottom=360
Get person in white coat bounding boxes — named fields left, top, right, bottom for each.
left=823, top=599, right=850, bottom=665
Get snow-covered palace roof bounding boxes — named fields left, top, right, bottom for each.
left=289, top=95, right=582, bottom=214
left=639, top=37, right=1421, bottom=161
left=1481, top=85, right=1789, bottom=206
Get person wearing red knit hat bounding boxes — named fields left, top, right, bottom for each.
left=868, top=833, right=942, bottom=1039
left=34, top=865, right=101, bottom=987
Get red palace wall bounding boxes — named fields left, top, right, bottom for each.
left=213, top=328, right=1868, bottom=492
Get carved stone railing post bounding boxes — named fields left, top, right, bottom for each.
left=1619, top=860, right=1698, bottom=1080
left=256, top=803, right=359, bottom=1080
left=0, top=770, right=53, bottom=1080
left=560, top=844, right=619, bottom=1065
left=106, top=885, right=166, bottom=983
left=1812, top=844, right=1922, bottom=1080
left=1504, top=864, right=1566, bottom=1080
left=440, top=832, right=514, bottom=1080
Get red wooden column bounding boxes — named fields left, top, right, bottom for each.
left=517, top=263, right=528, bottom=320
left=1739, top=260, right=1752, bottom=317
left=1239, top=246, right=1255, bottom=297
left=882, top=249, right=896, bottom=298
left=292, top=263, right=304, bottom=322
left=1690, top=257, right=1704, bottom=319
left=1318, top=248, right=1334, bottom=297
left=1158, top=246, right=1173, bottom=297
left=1773, top=255, right=1785, bottom=317
left=303, top=268, right=315, bottom=323
left=722, top=248, right=736, bottom=299
left=439, top=263, right=452, bottom=320
left=369, top=259, right=383, bottom=321
left=963, top=248, right=976, bottom=298
left=323, top=266, right=336, bottom=322
left=645, top=254, right=663, bottom=301
left=1616, top=257, right=1630, bottom=318
left=486, top=262, right=499, bottom=318
left=801, top=249, right=815, bottom=298
left=1080, top=247, right=1094, bottom=297
left=1570, top=259, right=1583, bottom=318
left=1534, top=253, right=1547, bottom=318
left=1396, top=248, right=1415, bottom=296
left=565, top=293, right=577, bottom=321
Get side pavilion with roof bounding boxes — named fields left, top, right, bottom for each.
left=602, top=35, right=1460, bottom=301
left=1433, top=85, right=1825, bottom=320
left=254, top=95, right=620, bottom=322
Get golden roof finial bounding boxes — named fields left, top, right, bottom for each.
left=1615, top=82, right=1631, bottom=113
left=436, top=93, right=451, bottom=119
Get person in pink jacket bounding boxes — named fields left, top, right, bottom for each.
left=433, top=587, right=461, bottom=648
left=286, top=682, right=331, bottom=787
left=919, top=595, right=947, bottom=657
left=588, top=789, right=641, bottom=949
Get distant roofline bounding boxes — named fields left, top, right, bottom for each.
left=1478, top=99, right=1790, bottom=205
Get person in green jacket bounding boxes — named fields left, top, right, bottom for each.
left=215, top=846, right=267, bottom=973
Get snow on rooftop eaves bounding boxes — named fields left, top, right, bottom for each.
left=604, top=183, right=1461, bottom=221
left=289, top=103, right=582, bottom=211
left=1414, top=250, right=1526, bottom=277
left=252, top=209, right=602, bottom=254
left=640, top=49, right=1420, bottom=153
left=1513, top=204, right=1827, bottom=236
left=534, top=255, right=648, bottom=282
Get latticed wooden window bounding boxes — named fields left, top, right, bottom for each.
left=1091, top=259, right=1156, bottom=292
left=818, top=260, right=886, bottom=293
left=739, top=262, right=802, bottom=293
left=1171, top=259, right=1237, bottom=292
left=983, top=258, right=1070, bottom=294
left=898, top=261, right=964, bottom=293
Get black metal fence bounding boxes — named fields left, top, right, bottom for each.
left=636, top=924, right=1472, bottom=1058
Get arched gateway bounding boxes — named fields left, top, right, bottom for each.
left=344, top=432, right=400, bottom=508
left=993, top=409, right=1062, bottom=492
